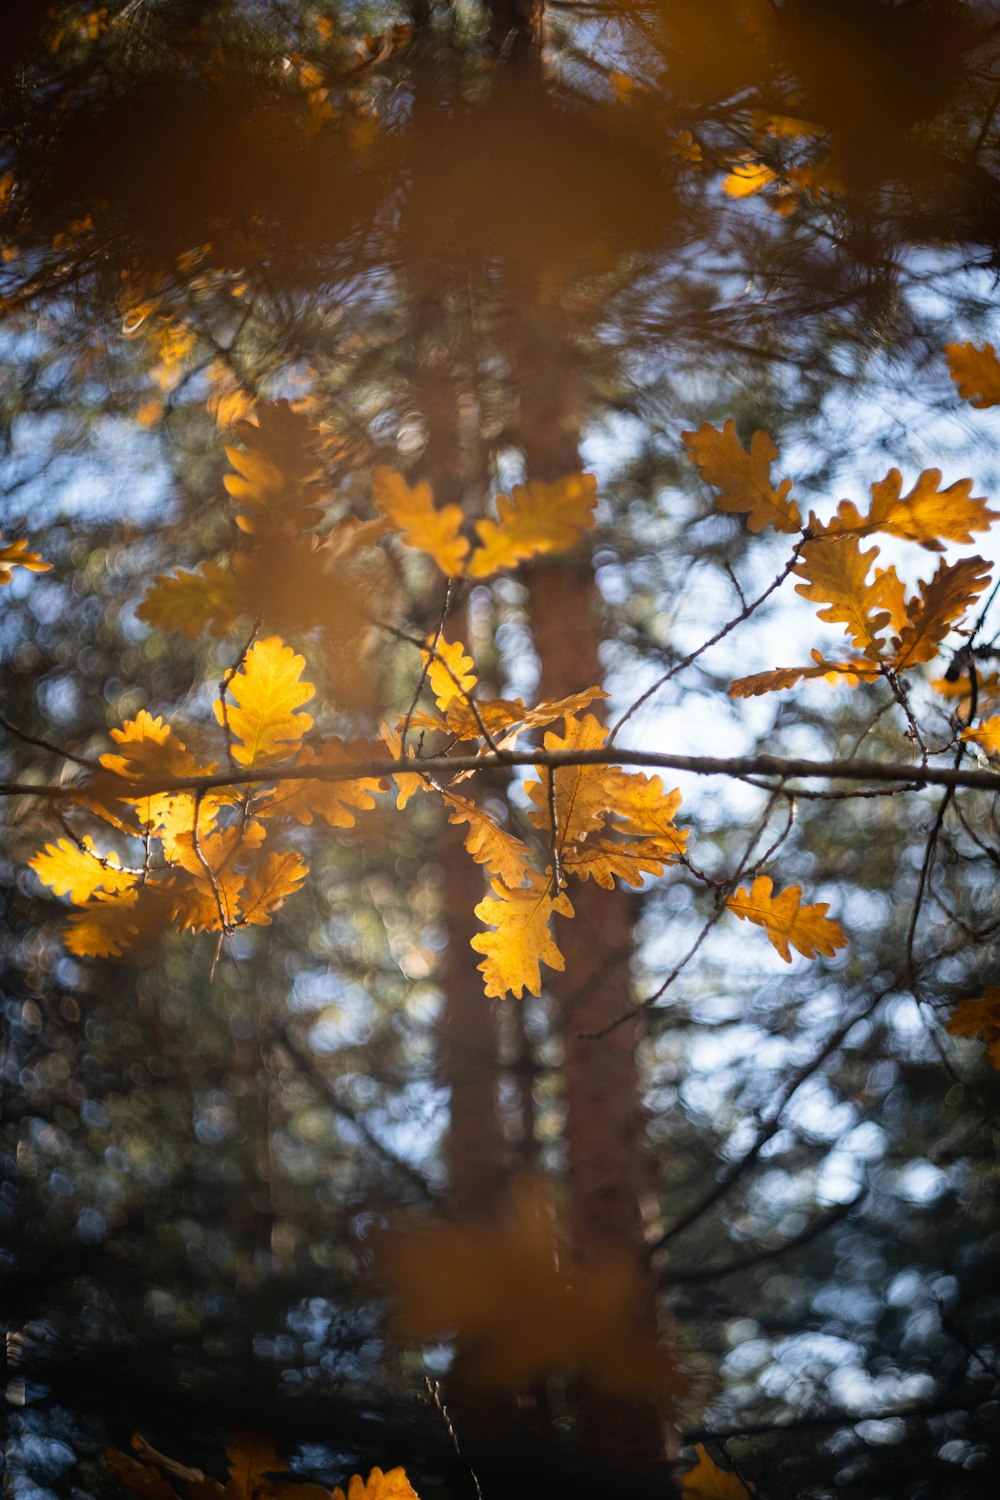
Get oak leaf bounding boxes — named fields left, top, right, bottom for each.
left=137, top=562, right=242, bottom=638
left=64, top=889, right=146, bottom=958
left=331, top=1471, right=419, bottom=1500
left=466, top=472, right=597, bottom=577
left=945, top=988, right=1000, bottom=1068
left=561, top=834, right=683, bottom=889
left=945, top=341, right=1000, bottom=408
left=729, top=652, right=879, bottom=698
left=371, top=468, right=468, bottom=577
left=224, top=402, right=326, bottom=534
left=217, top=637, right=314, bottom=768
left=379, top=725, right=428, bottom=809
left=257, top=742, right=385, bottom=828
left=961, top=716, right=1000, bottom=759
left=793, top=537, right=890, bottom=656
left=524, top=713, right=619, bottom=846
left=443, top=792, right=534, bottom=888
left=238, top=850, right=309, bottom=926
left=0, top=535, right=50, bottom=583
left=814, top=468, right=998, bottom=551
left=471, top=874, right=574, bottom=1000
left=409, top=685, right=608, bottom=746
left=726, top=875, right=847, bottom=963
left=682, top=420, right=800, bottom=533
left=423, top=635, right=476, bottom=711
left=890, top=556, right=991, bottom=671
left=30, top=837, right=135, bottom=903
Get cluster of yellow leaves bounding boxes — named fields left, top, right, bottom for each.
left=377, top=1174, right=680, bottom=1397
left=721, top=109, right=843, bottom=216
left=684, top=420, right=996, bottom=700
left=0, top=534, right=50, bottom=584
left=105, top=1430, right=418, bottom=1500
left=29, top=640, right=382, bottom=957
left=945, top=987, right=1000, bottom=1069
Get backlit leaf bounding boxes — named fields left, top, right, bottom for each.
left=331, top=1469, right=420, bottom=1500
left=729, top=653, right=879, bottom=697
left=257, top=742, right=385, bottom=827
left=239, top=851, right=309, bottom=926
left=30, top=837, right=135, bottom=903
left=137, top=562, right=242, bottom=638
left=891, top=555, right=991, bottom=670
left=471, top=874, right=573, bottom=1000
left=726, top=875, right=847, bottom=963
left=682, top=420, right=800, bottom=533
left=466, top=473, right=597, bottom=578
left=372, top=468, right=468, bottom=577
left=64, top=889, right=145, bottom=958
left=945, top=341, right=1000, bottom=408
left=561, top=834, right=682, bottom=889
left=443, top=792, right=534, bottom=887
left=217, top=637, right=314, bottom=768
left=722, top=159, right=776, bottom=197
left=224, top=401, right=325, bottom=534
left=793, top=537, right=890, bottom=655
left=423, top=636, right=477, bottom=711
left=0, top=535, right=50, bottom=583
left=814, top=468, right=997, bottom=552
left=961, top=716, right=1000, bottom=759
left=379, top=725, right=429, bottom=809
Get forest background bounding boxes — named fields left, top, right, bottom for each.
left=4, top=2, right=1000, bottom=1498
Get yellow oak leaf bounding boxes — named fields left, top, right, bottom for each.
left=224, top=401, right=325, bottom=534
left=945, top=988, right=1000, bottom=1068
left=961, top=716, right=1000, bottom=759
left=377, top=1174, right=677, bottom=1398
left=423, top=635, right=477, bottom=711
left=525, top=713, right=618, bottom=846
left=30, top=837, right=135, bottom=904
left=471, top=874, right=574, bottom=1000
left=64, top=888, right=147, bottom=958
left=98, top=710, right=228, bottom=854
left=890, top=555, right=992, bottom=671
left=945, top=341, right=1000, bottom=408
left=371, top=468, right=468, bottom=577
left=238, top=850, right=309, bottom=926
left=443, top=792, right=534, bottom=887
left=217, top=637, right=314, bottom=767
left=466, top=472, right=597, bottom=578
left=682, top=1443, right=756, bottom=1498
left=257, top=742, right=385, bottom=827
left=726, top=875, right=847, bottom=963
left=722, top=159, right=777, bottom=198
left=793, top=537, right=890, bottom=656
left=379, top=724, right=429, bottom=808
left=682, top=420, right=800, bottom=534
left=729, top=652, right=880, bottom=698
left=137, top=562, right=242, bottom=638
left=0, top=535, right=51, bottom=583
left=813, top=468, right=998, bottom=552
left=331, top=1469, right=419, bottom=1500
left=561, top=835, right=682, bottom=889
left=410, top=686, right=609, bottom=746
left=168, top=821, right=266, bottom=932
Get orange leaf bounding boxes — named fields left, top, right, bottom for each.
left=224, top=401, right=325, bottom=534
left=216, top=637, right=314, bottom=767
left=239, top=851, right=309, bottom=926
left=814, top=468, right=998, bottom=552
left=371, top=468, right=468, bottom=577
left=222, top=1430, right=287, bottom=1500
left=257, top=742, right=385, bottom=827
left=722, top=159, right=777, bottom=198
left=137, top=562, right=242, bottom=638
left=443, top=792, right=534, bottom=887
left=961, top=716, right=1000, bottom=759
left=726, top=875, right=847, bottom=963
left=681, top=1443, right=756, bottom=1498
left=524, top=713, right=618, bottom=846
left=471, top=874, right=573, bottom=1000
left=331, top=1470, right=420, bottom=1500
left=64, top=888, right=146, bottom=958
left=379, top=724, right=429, bottom=808
left=793, top=537, right=889, bottom=656
left=729, top=652, right=880, bottom=698
left=0, top=535, right=51, bottom=583
left=561, top=834, right=682, bottom=889
left=945, top=341, right=1000, bottom=408
left=423, top=635, right=477, bottom=712
left=466, top=473, right=597, bottom=578
left=891, top=556, right=991, bottom=671
left=945, top=987, right=1000, bottom=1068
left=682, top=420, right=800, bottom=533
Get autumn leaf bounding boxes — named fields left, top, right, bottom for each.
left=168, top=820, right=266, bottom=932
left=224, top=401, right=326, bottom=534
left=722, top=159, right=777, bottom=198
left=331, top=1470, right=419, bottom=1500
left=0, top=534, right=50, bottom=583
left=793, top=537, right=890, bottom=656
left=961, top=716, right=1000, bottom=760
left=443, top=792, right=534, bottom=888
left=64, top=888, right=146, bottom=958
left=137, top=561, right=243, bottom=638
left=410, top=685, right=609, bottom=746
left=423, top=635, right=477, bottom=711
left=681, top=1444, right=756, bottom=1498
left=945, top=988, right=1000, bottom=1068
left=890, top=556, right=991, bottom=671
left=30, top=837, right=135, bottom=903
left=217, top=636, right=314, bottom=767
left=104, top=1450, right=182, bottom=1500
left=379, top=724, right=429, bottom=809
left=813, top=468, right=998, bottom=552
left=524, top=713, right=619, bottom=846
left=257, top=742, right=385, bottom=827
left=238, top=850, right=309, bottom=926
left=223, top=1430, right=287, bottom=1500
left=471, top=874, right=574, bottom=1000
left=377, top=1174, right=677, bottom=1397
left=945, top=341, right=1000, bottom=408
left=729, top=652, right=879, bottom=698
left=466, top=472, right=597, bottom=578
left=561, top=834, right=683, bottom=889
left=371, top=467, right=468, bottom=577
left=726, top=875, right=847, bottom=963
left=682, top=420, right=800, bottom=533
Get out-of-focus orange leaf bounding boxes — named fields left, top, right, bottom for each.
left=726, top=875, right=847, bottom=963
left=722, top=159, right=776, bottom=197
left=0, top=535, right=51, bottom=582
left=64, top=888, right=145, bottom=958
left=471, top=874, right=573, bottom=1000
left=331, top=1470, right=419, bottom=1500
left=681, top=1443, right=756, bottom=1498
left=224, top=402, right=326, bottom=534
left=961, top=716, right=1000, bottom=759
left=372, top=468, right=468, bottom=577
left=945, top=341, right=1000, bottom=408
left=137, top=562, right=242, bottom=638
left=216, top=636, right=314, bottom=768
left=945, top=988, right=1000, bottom=1068
left=682, top=420, right=800, bottom=533
left=466, top=472, right=597, bottom=577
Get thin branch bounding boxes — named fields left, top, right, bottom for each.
left=0, top=713, right=101, bottom=771
left=662, top=1189, right=865, bottom=1285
